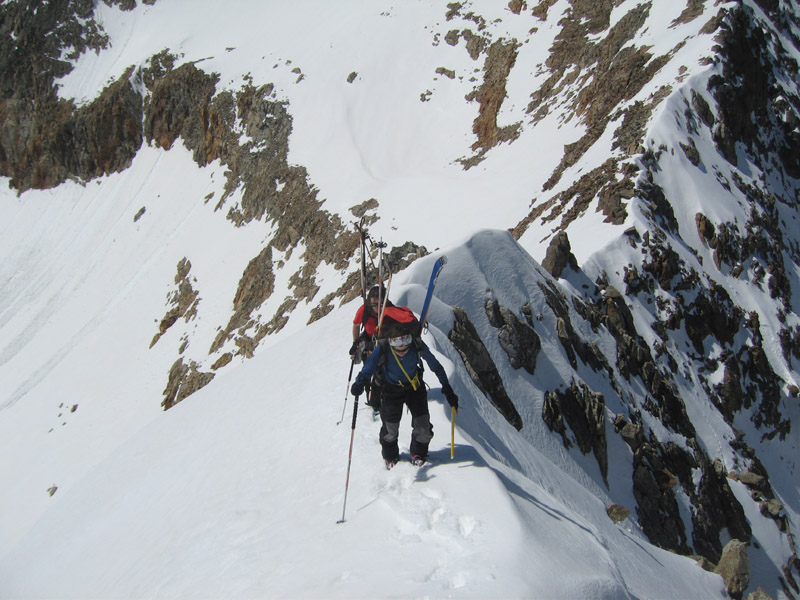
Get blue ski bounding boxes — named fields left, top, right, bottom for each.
left=418, top=255, right=447, bottom=334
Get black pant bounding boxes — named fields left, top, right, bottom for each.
left=378, top=383, right=433, bottom=461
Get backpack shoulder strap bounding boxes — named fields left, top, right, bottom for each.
left=377, top=339, right=389, bottom=367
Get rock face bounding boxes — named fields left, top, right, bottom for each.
left=714, top=540, right=750, bottom=599
left=150, top=258, right=201, bottom=349
left=210, top=246, right=275, bottom=356
left=161, top=357, right=215, bottom=411
left=690, top=455, right=752, bottom=563
left=467, top=38, right=521, bottom=155
left=541, top=232, right=578, bottom=279
left=542, top=379, right=608, bottom=485
left=445, top=4, right=521, bottom=167
left=485, top=300, right=540, bottom=375
left=144, top=62, right=220, bottom=163
left=0, top=0, right=112, bottom=189
left=448, top=307, right=523, bottom=430
left=632, top=449, right=688, bottom=554
left=512, top=0, right=682, bottom=235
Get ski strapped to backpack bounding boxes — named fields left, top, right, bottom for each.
left=353, top=222, right=394, bottom=341
left=375, top=239, right=392, bottom=338
left=355, top=219, right=370, bottom=332
left=418, top=255, right=446, bottom=337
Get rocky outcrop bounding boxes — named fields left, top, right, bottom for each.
left=144, top=62, right=221, bottom=164
left=444, top=3, right=521, bottom=168
left=714, top=540, right=750, bottom=600
left=709, top=6, right=795, bottom=176
left=745, top=588, right=774, bottom=600
left=0, top=2, right=399, bottom=404
left=542, top=379, right=608, bottom=485
left=210, top=246, right=275, bottom=355
left=714, top=353, right=744, bottom=421
left=485, top=300, right=540, bottom=375
left=613, top=414, right=644, bottom=452
left=727, top=438, right=790, bottom=534
left=513, top=0, right=701, bottom=238
left=59, top=68, right=144, bottom=180
left=683, top=283, right=741, bottom=354
left=0, top=0, right=100, bottom=186
left=151, top=258, right=200, bottom=349
left=631, top=439, right=690, bottom=555
left=448, top=307, right=522, bottom=430
left=512, top=159, right=629, bottom=239
left=606, top=503, right=630, bottom=523
left=137, top=53, right=441, bottom=388
left=0, top=66, right=143, bottom=190
left=741, top=344, right=788, bottom=438
left=691, top=454, right=752, bottom=563
left=384, top=241, right=430, bottom=275
left=0, top=1, right=153, bottom=191
left=161, top=357, right=215, bottom=410
left=541, top=231, right=578, bottom=278
left=465, top=38, right=521, bottom=156
left=614, top=412, right=753, bottom=564
left=538, top=280, right=613, bottom=375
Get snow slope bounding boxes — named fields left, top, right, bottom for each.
left=0, top=230, right=727, bottom=599
left=2, top=0, right=799, bottom=597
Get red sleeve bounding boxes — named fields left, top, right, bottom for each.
left=353, top=304, right=365, bottom=324
left=364, top=315, right=377, bottom=337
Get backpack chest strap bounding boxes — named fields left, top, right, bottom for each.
left=390, top=347, right=420, bottom=390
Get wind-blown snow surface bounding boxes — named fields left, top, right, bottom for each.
left=1, top=226, right=727, bottom=599
left=1, top=0, right=797, bottom=597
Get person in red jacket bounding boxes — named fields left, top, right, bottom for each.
left=349, top=285, right=390, bottom=363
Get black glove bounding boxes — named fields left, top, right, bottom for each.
left=349, top=340, right=359, bottom=356
left=351, top=378, right=365, bottom=397
left=442, top=383, right=459, bottom=411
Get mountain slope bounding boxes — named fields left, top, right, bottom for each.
left=0, top=236, right=727, bottom=599
left=2, top=0, right=800, bottom=598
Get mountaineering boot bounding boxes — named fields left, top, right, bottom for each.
left=411, top=455, right=426, bottom=467
left=385, top=458, right=398, bottom=470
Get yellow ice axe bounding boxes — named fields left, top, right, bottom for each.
left=450, top=406, right=456, bottom=459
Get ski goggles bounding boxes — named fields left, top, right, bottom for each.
left=389, top=334, right=413, bottom=347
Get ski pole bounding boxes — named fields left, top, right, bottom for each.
left=451, top=406, right=456, bottom=459
left=337, top=356, right=357, bottom=425
left=337, top=393, right=360, bottom=524
left=377, top=239, right=385, bottom=308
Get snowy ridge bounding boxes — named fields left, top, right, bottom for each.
left=2, top=0, right=800, bottom=597
left=0, top=232, right=726, bottom=598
